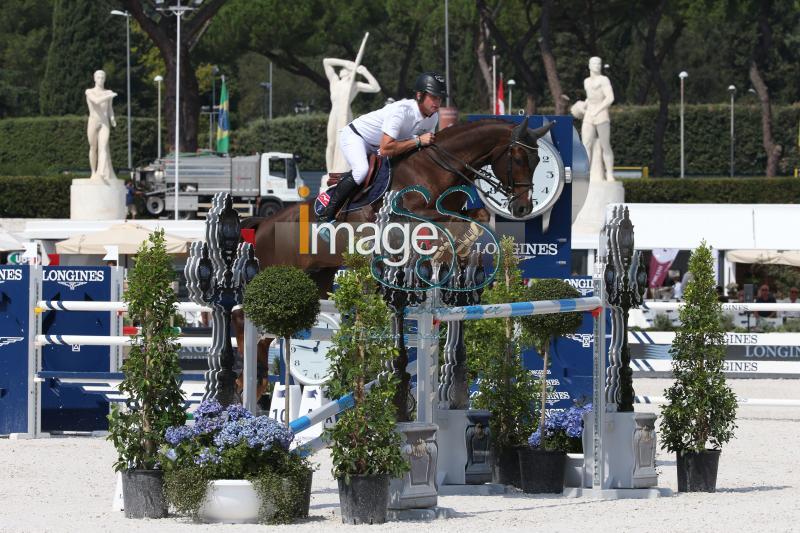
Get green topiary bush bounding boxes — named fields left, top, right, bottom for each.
left=0, top=174, right=82, bottom=217
left=623, top=177, right=800, bottom=203
left=660, top=242, right=738, bottom=454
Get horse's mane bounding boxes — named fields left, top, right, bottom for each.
left=394, top=119, right=511, bottom=165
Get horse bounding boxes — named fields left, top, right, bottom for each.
left=234, top=117, right=553, bottom=400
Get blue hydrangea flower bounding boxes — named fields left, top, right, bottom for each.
left=194, top=399, right=223, bottom=420
left=224, top=404, right=254, bottom=422
left=192, top=415, right=224, bottom=436
left=194, top=447, right=221, bottom=465
left=528, top=428, right=542, bottom=447
left=213, top=416, right=294, bottom=451
left=165, top=425, right=194, bottom=445
left=164, top=448, right=178, bottom=462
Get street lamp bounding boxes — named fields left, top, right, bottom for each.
left=259, top=82, right=271, bottom=121
left=110, top=9, right=132, bottom=173
left=154, top=75, right=163, bottom=160
left=728, top=85, right=736, bottom=178
left=679, top=71, right=688, bottom=178
left=211, top=65, right=219, bottom=150
left=157, top=0, right=202, bottom=221
left=507, top=79, right=516, bottom=115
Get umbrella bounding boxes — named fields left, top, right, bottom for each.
left=726, top=249, right=800, bottom=267
left=0, top=231, right=24, bottom=252
left=55, top=222, right=190, bottom=255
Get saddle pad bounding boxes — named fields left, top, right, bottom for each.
left=314, top=157, right=392, bottom=216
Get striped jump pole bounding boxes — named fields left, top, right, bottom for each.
left=412, top=296, right=603, bottom=322
left=635, top=395, right=800, bottom=408
left=643, top=301, right=800, bottom=313
left=289, top=379, right=378, bottom=435
left=35, top=300, right=212, bottom=313
left=36, top=335, right=238, bottom=348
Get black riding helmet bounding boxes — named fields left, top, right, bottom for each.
left=414, top=72, right=448, bottom=98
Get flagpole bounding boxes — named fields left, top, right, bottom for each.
left=492, top=46, right=496, bottom=114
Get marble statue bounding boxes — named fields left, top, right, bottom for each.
left=324, top=33, right=380, bottom=173
left=85, top=70, right=118, bottom=182
left=573, top=57, right=615, bottom=182
left=70, top=69, right=125, bottom=220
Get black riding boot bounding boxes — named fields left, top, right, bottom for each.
left=319, top=174, right=358, bottom=223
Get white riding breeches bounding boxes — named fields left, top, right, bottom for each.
left=338, top=126, right=378, bottom=185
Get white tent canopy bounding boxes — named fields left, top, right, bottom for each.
left=572, top=203, right=800, bottom=251
left=726, top=249, right=800, bottom=266
left=0, top=231, right=24, bottom=252
left=55, top=222, right=190, bottom=255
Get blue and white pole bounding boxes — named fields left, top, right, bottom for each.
left=419, top=296, right=602, bottom=322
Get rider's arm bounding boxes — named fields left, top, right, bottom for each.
left=379, top=133, right=418, bottom=157
left=380, top=106, right=433, bottom=157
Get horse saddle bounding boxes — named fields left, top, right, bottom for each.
left=314, top=154, right=392, bottom=217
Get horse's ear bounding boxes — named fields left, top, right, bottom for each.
left=528, top=121, right=554, bottom=140
left=512, top=116, right=529, bottom=141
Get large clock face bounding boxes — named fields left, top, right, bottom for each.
left=288, top=312, right=337, bottom=386
left=474, top=137, right=565, bottom=221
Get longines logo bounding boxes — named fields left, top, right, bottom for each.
left=475, top=242, right=559, bottom=260
left=43, top=269, right=104, bottom=290
left=566, top=333, right=593, bottom=347
left=0, top=269, right=23, bottom=284
left=0, top=336, right=24, bottom=348
left=564, top=278, right=593, bottom=296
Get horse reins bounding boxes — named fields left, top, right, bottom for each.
left=422, top=137, right=538, bottom=204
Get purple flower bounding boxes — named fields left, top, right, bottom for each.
left=224, top=404, right=254, bottom=422
left=213, top=415, right=294, bottom=451
left=192, top=415, right=224, bottom=436
left=194, top=447, right=221, bottom=465
left=165, top=425, right=194, bottom=445
left=194, top=399, right=223, bottom=420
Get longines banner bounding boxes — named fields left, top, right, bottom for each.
left=629, top=330, right=800, bottom=375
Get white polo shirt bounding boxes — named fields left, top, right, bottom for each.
left=349, top=99, right=438, bottom=147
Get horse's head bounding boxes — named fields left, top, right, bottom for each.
left=492, top=118, right=554, bottom=218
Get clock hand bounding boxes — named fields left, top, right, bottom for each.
left=293, top=344, right=316, bottom=350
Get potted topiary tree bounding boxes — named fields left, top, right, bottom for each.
left=325, top=254, right=408, bottom=524
left=660, top=242, right=737, bottom=492
left=242, top=265, right=320, bottom=426
left=519, top=278, right=583, bottom=493
left=466, top=236, right=539, bottom=488
left=107, top=230, right=187, bottom=519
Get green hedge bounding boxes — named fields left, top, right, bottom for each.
left=0, top=174, right=81, bottom=217
left=2, top=104, right=799, bottom=178
left=623, top=177, right=800, bottom=203
left=230, top=114, right=328, bottom=170
left=604, top=104, right=800, bottom=177
left=0, top=116, right=158, bottom=175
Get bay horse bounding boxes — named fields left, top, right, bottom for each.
left=234, top=117, right=553, bottom=400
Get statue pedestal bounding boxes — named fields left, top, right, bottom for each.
left=435, top=409, right=492, bottom=485
left=572, top=181, right=624, bottom=235
left=70, top=178, right=126, bottom=220
left=582, top=411, right=659, bottom=489
left=389, top=422, right=439, bottom=510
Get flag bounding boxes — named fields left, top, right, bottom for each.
left=648, top=248, right=680, bottom=288
left=216, top=76, right=230, bottom=154
left=495, top=74, right=505, bottom=115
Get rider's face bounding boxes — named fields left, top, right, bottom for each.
left=418, top=93, right=442, bottom=117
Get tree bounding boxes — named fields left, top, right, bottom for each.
left=116, top=0, right=228, bottom=152
left=521, top=279, right=582, bottom=434
left=466, top=237, right=539, bottom=454
left=108, top=230, right=186, bottom=471
left=634, top=0, right=684, bottom=177
left=661, top=241, right=737, bottom=453
left=40, top=0, right=125, bottom=116
left=0, top=0, right=52, bottom=117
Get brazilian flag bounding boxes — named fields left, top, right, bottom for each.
left=216, top=76, right=230, bottom=154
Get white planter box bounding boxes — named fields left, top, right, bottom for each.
left=198, top=480, right=261, bottom=524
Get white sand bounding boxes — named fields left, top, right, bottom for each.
left=1, top=378, right=799, bottom=533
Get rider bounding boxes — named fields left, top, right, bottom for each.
left=318, top=71, right=447, bottom=222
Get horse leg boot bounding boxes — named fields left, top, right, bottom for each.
left=319, top=174, right=358, bottom=224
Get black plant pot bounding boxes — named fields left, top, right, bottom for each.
left=337, top=474, right=390, bottom=525
left=492, top=446, right=523, bottom=488
left=518, top=447, right=567, bottom=494
left=122, top=469, right=167, bottom=519
left=677, top=449, right=721, bottom=492
left=291, top=468, right=314, bottom=519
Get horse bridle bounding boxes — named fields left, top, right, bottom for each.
left=424, top=137, right=538, bottom=204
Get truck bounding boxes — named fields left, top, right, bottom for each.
left=133, top=151, right=311, bottom=218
